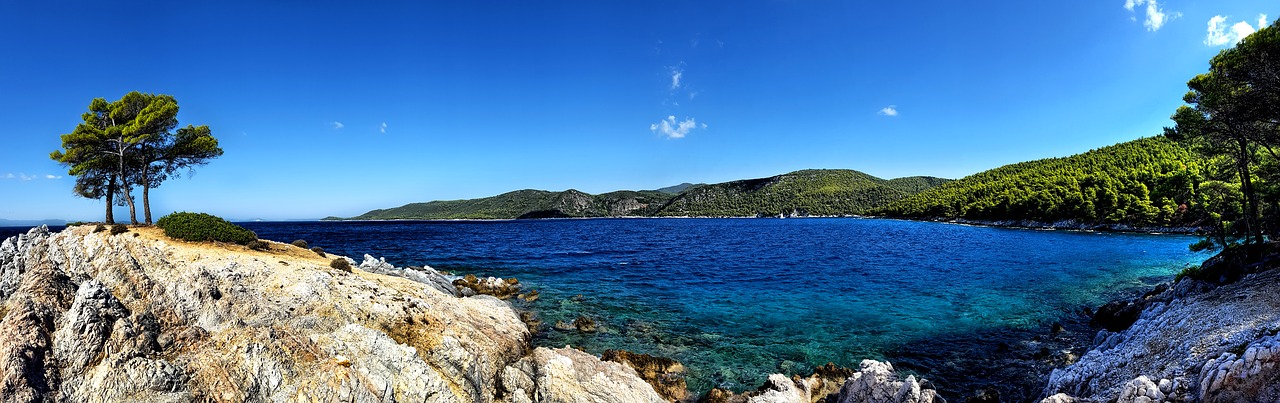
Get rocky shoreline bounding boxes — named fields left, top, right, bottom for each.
left=2, top=225, right=1274, bottom=402
left=1039, top=243, right=1280, bottom=402
left=899, top=217, right=1206, bottom=235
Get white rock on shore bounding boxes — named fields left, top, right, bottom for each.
left=1042, top=265, right=1280, bottom=402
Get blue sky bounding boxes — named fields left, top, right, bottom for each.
left=0, top=1, right=1274, bottom=221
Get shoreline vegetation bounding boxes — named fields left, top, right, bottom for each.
left=319, top=215, right=1208, bottom=235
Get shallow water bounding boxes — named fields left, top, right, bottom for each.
left=1, top=219, right=1209, bottom=395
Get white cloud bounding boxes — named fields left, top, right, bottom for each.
left=649, top=115, right=701, bottom=139
left=1125, top=0, right=1179, bottom=31
left=1205, top=15, right=1262, bottom=47
left=1261, top=14, right=1270, bottom=29
left=4, top=173, right=12, bottom=179
left=670, top=67, right=683, bottom=90
left=380, top=122, right=388, bottom=133
left=5, top=173, right=36, bottom=181
left=332, top=121, right=344, bottom=129
left=878, top=106, right=899, bottom=117
left=44, top=174, right=61, bottom=179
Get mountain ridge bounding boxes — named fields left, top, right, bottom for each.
left=343, top=169, right=950, bottom=220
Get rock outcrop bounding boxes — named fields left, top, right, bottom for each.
left=1042, top=255, right=1280, bottom=402
left=0, top=226, right=664, bottom=402
left=499, top=347, right=667, bottom=403
left=601, top=349, right=689, bottom=402
left=701, top=360, right=943, bottom=403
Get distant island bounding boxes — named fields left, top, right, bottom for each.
left=333, top=169, right=949, bottom=220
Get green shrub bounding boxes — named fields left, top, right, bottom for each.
left=1175, top=265, right=1203, bottom=283
left=155, top=212, right=257, bottom=245
left=93, top=224, right=106, bottom=233
left=247, top=239, right=270, bottom=251
left=291, top=239, right=308, bottom=248
left=330, top=258, right=352, bottom=272
left=312, top=247, right=326, bottom=257
left=110, top=224, right=128, bottom=235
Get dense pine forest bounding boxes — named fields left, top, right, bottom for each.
left=655, top=169, right=947, bottom=217
left=878, top=137, right=1207, bottom=227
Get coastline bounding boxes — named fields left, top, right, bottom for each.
left=318, top=215, right=1205, bottom=236
left=884, top=216, right=1206, bottom=235
left=6, top=223, right=1270, bottom=401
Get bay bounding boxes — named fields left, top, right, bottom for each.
left=0, top=218, right=1209, bottom=396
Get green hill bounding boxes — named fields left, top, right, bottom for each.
left=653, top=169, right=948, bottom=217
left=346, top=169, right=948, bottom=220
left=351, top=189, right=674, bottom=220
left=878, top=137, right=1207, bottom=227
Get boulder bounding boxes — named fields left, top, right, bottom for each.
left=500, top=347, right=666, bottom=403
left=602, top=349, right=689, bottom=401
left=1092, top=300, right=1141, bottom=332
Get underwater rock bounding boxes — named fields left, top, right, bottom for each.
left=573, top=316, right=597, bottom=333
left=453, top=273, right=522, bottom=299
left=518, top=289, right=540, bottom=302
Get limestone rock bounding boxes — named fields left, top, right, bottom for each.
left=0, top=226, right=534, bottom=402
left=832, top=360, right=942, bottom=403
left=1044, top=256, right=1280, bottom=402
left=703, top=360, right=940, bottom=403
left=358, top=253, right=460, bottom=297
left=747, top=374, right=808, bottom=403
left=499, top=346, right=666, bottom=403
left=601, top=349, right=688, bottom=401
left=1040, top=393, right=1075, bottom=403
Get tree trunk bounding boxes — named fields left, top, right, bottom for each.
left=1237, top=139, right=1263, bottom=244
left=105, top=179, right=115, bottom=225
left=117, top=139, right=138, bottom=225
left=141, top=143, right=152, bottom=225
left=143, top=185, right=151, bottom=225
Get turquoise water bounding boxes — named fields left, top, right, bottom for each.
left=227, top=219, right=1202, bottom=394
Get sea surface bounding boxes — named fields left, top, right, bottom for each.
left=1, top=218, right=1210, bottom=397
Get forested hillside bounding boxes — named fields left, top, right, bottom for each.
left=654, top=169, right=947, bottom=217
left=345, top=170, right=948, bottom=220
left=878, top=137, right=1207, bottom=226
left=352, top=189, right=674, bottom=220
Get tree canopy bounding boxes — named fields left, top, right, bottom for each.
left=51, top=92, right=222, bottom=224
left=1165, top=20, right=1280, bottom=247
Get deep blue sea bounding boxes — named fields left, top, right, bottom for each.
left=1, top=218, right=1209, bottom=397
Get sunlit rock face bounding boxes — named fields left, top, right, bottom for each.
left=0, top=226, right=548, bottom=402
